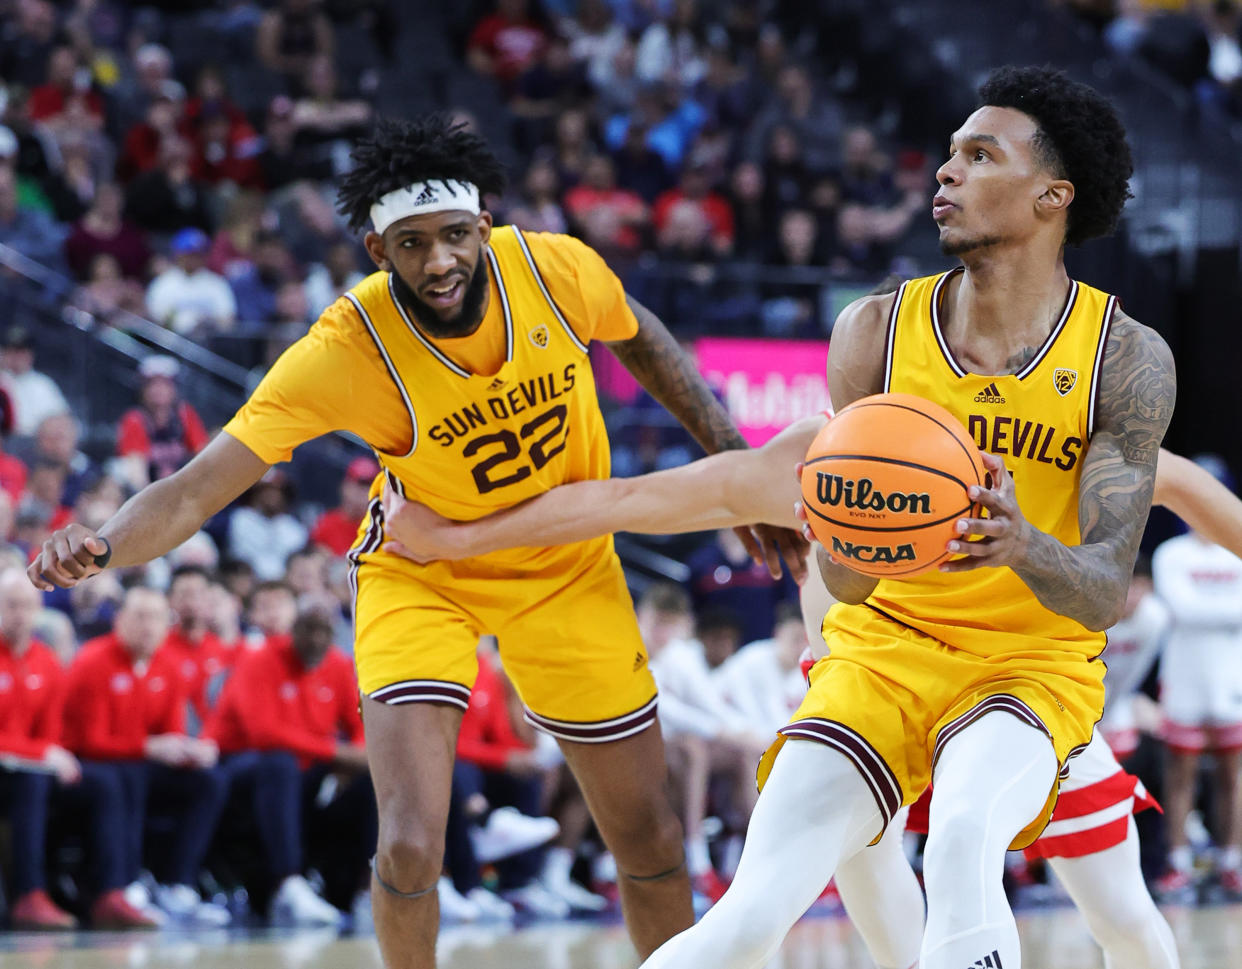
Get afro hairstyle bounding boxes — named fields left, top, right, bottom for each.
left=978, top=66, right=1133, bottom=246
left=336, top=114, right=507, bottom=233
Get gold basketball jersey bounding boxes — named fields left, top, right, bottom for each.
left=836, top=268, right=1116, bottom=660
left=345, top=226, right=613, bottom=571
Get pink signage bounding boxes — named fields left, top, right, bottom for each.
left=695, top=337, right=831, bottom=445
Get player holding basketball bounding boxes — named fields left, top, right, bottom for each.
left=379, top=67, right=1177, bottom=969
left=26, top=115, right=803, bottom=969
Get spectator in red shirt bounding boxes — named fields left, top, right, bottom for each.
left=310, top=456, right=379, bottom=557
left=63, top=586, right=230, bottom=926
left=116, top=355, right=209, bottom=489
left=207, top=598, right=372, bottom=923
left=653, top=162, right=735, bottom=257
left=164, top=565, right=241, bottom=728
left=563, top=154, right=649, bottom=259
left=466, top=0, right=550, bottom=89
left=27, top=45, right=106, bottom=132
left=0, top=567, right=81, bottom=928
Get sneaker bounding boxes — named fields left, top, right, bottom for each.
left=469, top=807, right=559, bottom=864
left=10, top=889, right=77, bottom=930
left=693, top=869, right=730, bottom=904
left=463, top=886, right=515, bottom=921
left=271, top=874, right=342, bottom=927
left=1153, top=869, right=1197, bottom=905
left=154, top=883, right=232, bottom=926
left=91, top=888, right=161, bottom=929
left=122, top=881, right=167, bottom=926
left=1217, top=867, right=1242, bottom=901
left=503, top=882, right=572, bottom=920
left=540, top=871, right=609, bottom=913
left=437, top=877, right=481, bottom=923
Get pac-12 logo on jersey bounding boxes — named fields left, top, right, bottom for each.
left=1053, top=368, right=1078, bottom=396
left=529, top=324, right=549, bottom=349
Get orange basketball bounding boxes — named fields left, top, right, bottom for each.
left=800, top=392, right=987, bottom=578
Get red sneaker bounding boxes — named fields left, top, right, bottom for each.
left=1218, top=867, right=1242, bottom=900
left=11, top=889, right=77, bottom=930
left=1153, top=869, right=1196, bottom=904
left=90, top=889, right=160, bottom=929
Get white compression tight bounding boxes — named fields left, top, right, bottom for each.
left=920, top=711, right=1058, bottom=969
left=835, top=807, right=924, bottom=969
left=1048, top=818, right=1180, bottom=969
left=638, top=739, right=882, bottom=969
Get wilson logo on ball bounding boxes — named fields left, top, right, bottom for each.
left=830, top=536, right=917, bottom=564
left=815, top=473, right=932, bottom=515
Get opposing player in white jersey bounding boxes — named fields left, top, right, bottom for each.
left=379, top=424, right=1242, bottom=969
left=1151, top=469, right=1242, bottom=900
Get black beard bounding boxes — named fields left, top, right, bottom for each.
left=939, top=233, right=1004, bottom=258
left=390, top=257, right=490, bottom=339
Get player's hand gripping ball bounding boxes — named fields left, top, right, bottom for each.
left=799, top=393, right=987, bottom=577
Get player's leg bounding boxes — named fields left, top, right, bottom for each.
left=920, top=711, right=1058, bottom=969
left=1161, top=744, right=1200, bottom=876
left=556, top=726, right=694, bottom=957
left=1211, top=743, right=1242, bottom=877
left=364, top=698, right=462, bottom=969
left=1048, top=818, right=1179, bottom=969
left=638, top=738, right=882, bottom=969
left=834, top=808, right=924, bottom=969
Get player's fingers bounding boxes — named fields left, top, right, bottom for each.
left=758, top=530, right=784, bottom=580
left=778, top=533, right=809, bottom=584
left=40, top=540, right=81, bottom=585
left=953, top=517, right=1005, bottom=538
left=793, top=461, right=804, bottom=483
left=945, top=537, right=992, bottom=557
left=52, top=533, right=89, bottom=579
left=380, top=540, right=431, bottom=563
left=27, top=560, right=54, bottom=591
left=938, top=556, right=986, bottom=573
left=733, top=525, right=765, bottom=568
left=794, top=500, right=808, bottom=522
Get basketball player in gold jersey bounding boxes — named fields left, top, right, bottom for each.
left=26, top=115, right=803, bottom=969
left=376, top=67, right=1177, bottom=969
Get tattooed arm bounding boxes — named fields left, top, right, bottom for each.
left=944, top=312, right=1176, bottom=630
left=606, top=295, right=807, bottom=578
left=606, top=296, right=749, bottom=454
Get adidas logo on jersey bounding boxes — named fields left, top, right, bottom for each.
left=487, top=377, right=506, bottom=392
left=973, top=382, right=1005, bottom=404
left=413, top=184, right=438, bottom=205
left=967, top=950, right=1003, bottom=968
left=633, top=652, right=646, bottom=672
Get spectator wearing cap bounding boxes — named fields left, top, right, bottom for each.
left=116, top=355, right=209, bottom=488
left=0, top=325, right=69, bottom=439
left=64, top=182, right=152, bottom=281
left=227, top=469, right=309, bottom=581
left=123, top=136, right=213, bottom=236
left=62, top=586, right=230, bottom=926
left=310, top=456, right=378, bottom=556
left=146, top=229, right=238, bottom=337
left=206, top=597, right=371, bottom=924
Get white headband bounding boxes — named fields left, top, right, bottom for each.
left=370, top=180, right=481, bottom=234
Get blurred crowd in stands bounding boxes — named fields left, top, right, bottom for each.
left=2, top=0, right=1242, bottom=939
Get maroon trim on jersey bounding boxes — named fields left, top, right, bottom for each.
left=881, top=281, right=908, bottom=394
left=511, top=227, right=589, bottom=355
left=1087, top=294, right=1117, bottom=440
left=524, top=695, right=658, bottom=743
left=931, top=694, right=1051, bottom=777
left=343, top=292, right=419, bottom=458
left=777, top=717, right=902, bottom=828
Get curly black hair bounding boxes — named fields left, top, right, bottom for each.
left=336, top=114, right=507, bottom=233
left=978, top=66, right=1133, bottom=246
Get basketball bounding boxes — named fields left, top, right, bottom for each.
left=800, top=393, right=987, bottom=578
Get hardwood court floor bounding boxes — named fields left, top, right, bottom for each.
left=2, top=904, right=1239, bottom=968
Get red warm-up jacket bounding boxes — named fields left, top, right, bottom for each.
left=0, top=637, right=65, bottom=761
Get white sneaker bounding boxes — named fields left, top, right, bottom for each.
left=271, top=875, right=342, bottom=927
left=464, top=886, right=515, bottom=921
left=469, top=807, right=560, bottom=864
left=503, top=882, right=571, bottom=920
left=541, top=870, right=608, bottom=912
left=437, top=877, right=481, bottom=923
left=123, top=881, right=167, bottom=926
left=155, top=883, right=232, bottom=926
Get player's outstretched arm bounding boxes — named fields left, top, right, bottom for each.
left=1154, top=448, right=1242, bottom=558
left=382, top=416, right=826, bottom=572
left=29, top=433, right=270, bottom=590
left=945, top=313, right=1176, bottom=630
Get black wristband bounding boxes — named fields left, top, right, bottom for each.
left=92, top=537, right=113, bottom=570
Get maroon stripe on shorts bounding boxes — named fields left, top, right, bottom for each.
left=369, top=679, right=471, bottom=711
left=777, top=718, right=902, bottom=826
left=524, top=696, right=658, bottom=744
left=931, top=694, right=1051, bottom=777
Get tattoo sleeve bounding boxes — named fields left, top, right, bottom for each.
left=1013, top=315, right=1176, bottom=630
left=605, top=296, right=749, bottom=454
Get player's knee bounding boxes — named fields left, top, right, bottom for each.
left=609, top=796, right=684, bottom=872
left=375, top=824, right=442, bottom=892
left=1081, top=893, right=1162, bottom=951
left=922, top=806, right=991, bottom=886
